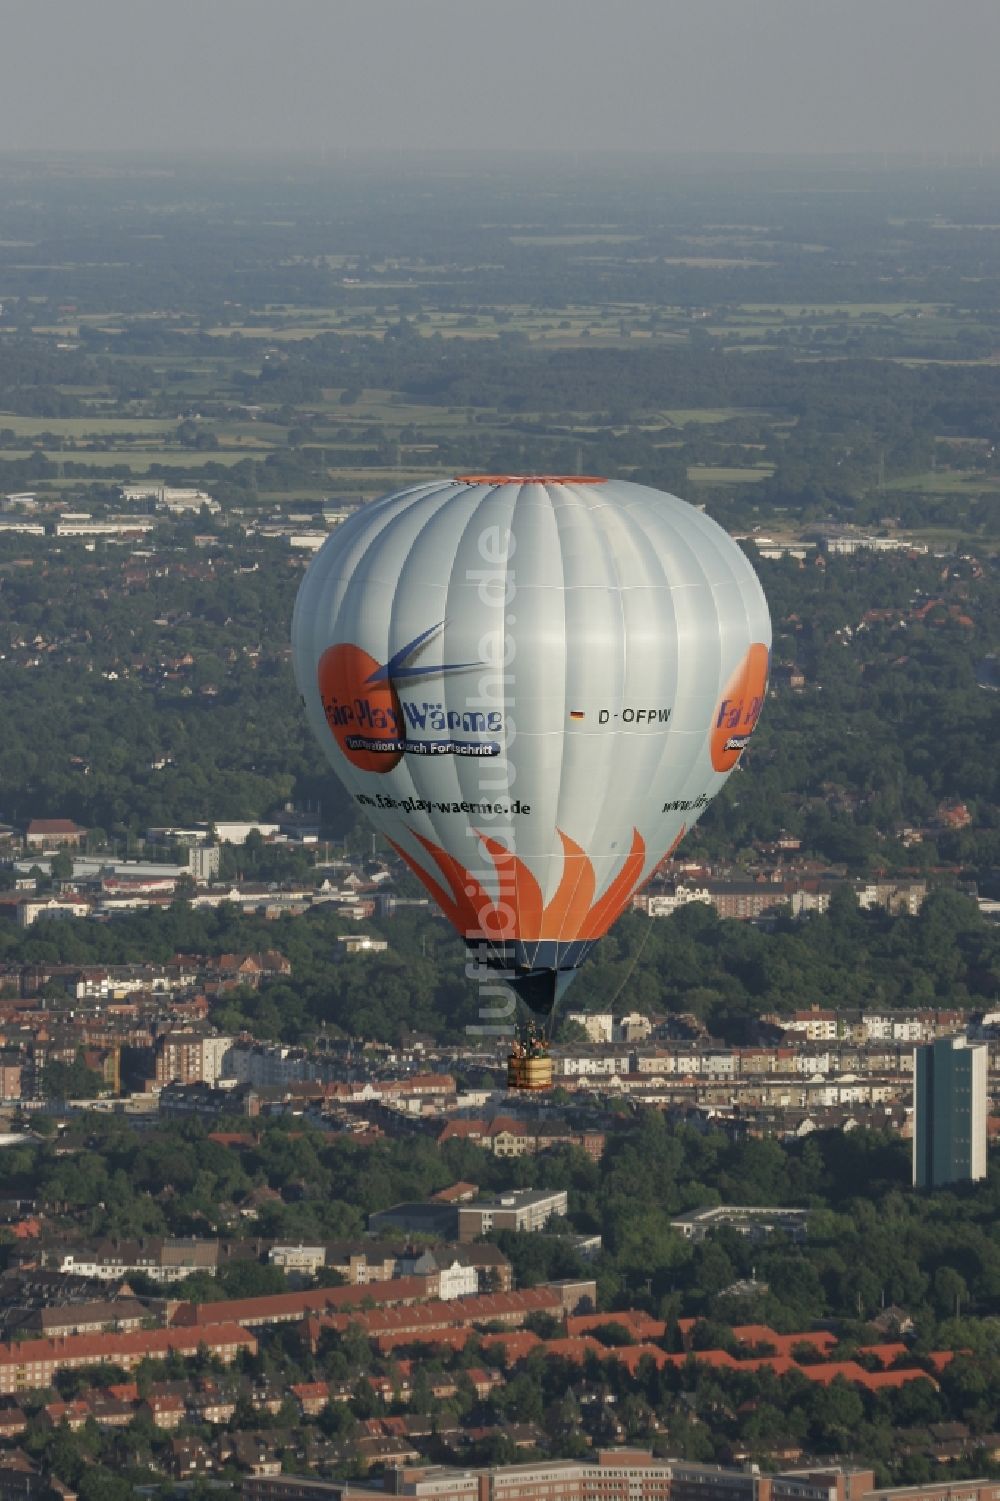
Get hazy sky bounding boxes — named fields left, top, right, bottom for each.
left=2, top=0, right=998, bottom=157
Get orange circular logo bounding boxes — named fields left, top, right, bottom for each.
left=318, top=643, right=404, bottom=773
left=710, top=643, right=769, bottom=772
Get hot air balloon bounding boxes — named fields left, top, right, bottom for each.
left=292, top=476, right=770, bottom=1088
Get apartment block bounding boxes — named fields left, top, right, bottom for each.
left=456, top=1189, right=569, bottom=1242
left=913, top=1036, right=988, bottom=1189
left=242, top=1455, right=1000, bottom=1501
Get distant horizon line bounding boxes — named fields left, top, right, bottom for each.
left=0, top=146, right=998, bottom=165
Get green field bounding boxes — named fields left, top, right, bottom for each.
left=0, top=167, right=995, bottom=548
left=0, top=416, right=174, bottom=438
left=885, top=469, right=1000, bottom=494
left=688, top=464, right=775, bottom=484
left=0, top=449, right=258, bottom=469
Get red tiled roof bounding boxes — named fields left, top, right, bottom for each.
left=608, top=1343, right=673, bottom=1374
left=45, top=1400, right=90, bottom=1420
left=538, top=1336, right=603, bottom=1363
left=382, top=1074, right=455, bottom=1094
left=0, top=1322, right=255, bottom=1373
left=791, top=1360, right=934, bottom=1392
left=430, top=1180, right=479, bottom=1202
left=375, top=1327, right=473, bottom=1355
left=481, top=1326, right=940, bottom=1397
left=568, top=1310, right=667, bottom=1341
left=855, top=1342, right=910, bottom=1366
left=684, top=1348, right=740, bottom=1369
left=731, top=1324, right=836, bottom=1358
left=480, top=1331, right=543, bottom=1365
left=319, top=1287, right=561, bottom=1342
left=173, top=1274, right=431, bottom=1328
left=739, top=1355, right=797, bottom=1377
left=859, top=1368, right=935, bottom=1391
left=437, top=1121, right=486, bottom=1141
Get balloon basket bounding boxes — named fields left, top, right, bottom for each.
left=506, top=1053, right=553, bottom=1091
left=506, top=1023, right=553, bottom=1092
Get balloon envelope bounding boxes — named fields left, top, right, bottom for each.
left=292, top=476, right=771, bottom=1014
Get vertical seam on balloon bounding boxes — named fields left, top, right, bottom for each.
left=385, top=491, right=468, bottom=827
left=548, top=482, right=624, bottom=962
left=632, top=500, right=709, bottom=857
left=688, top=512, right=738, bottom=785
left=294, top=495, right=385, bottom=699
left=333, top=484, right=466, bottom=878
left=572, top=481, right=634, bottom=961
left=300, top=489, right=420, bottom=813
left=667, top=503, right=731, bottom=817
left=546, top=484, right=594, bottom=967
left=382, top=482, right=470, bottom=819
left=506, top=481, right=535, bottom=972
left=602, top=493, right=681, bottom=867
left=731, top=536, right=758, bottom=778
left=521, top=481, right=567, bottom=973
left=689, top=509, right=729, bottom=808
left=605, top=492, right=684, bottom=918
left=416, top=484, right=499, bottom=924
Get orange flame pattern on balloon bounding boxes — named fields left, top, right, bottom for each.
left=318, top=643, right=404, bottom=774
left=710, top=642, right=770, bottom=773
left=387, top=827, right=647, bottom=943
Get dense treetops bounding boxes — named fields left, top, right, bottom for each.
left=0, top=540, right=995, bottom=872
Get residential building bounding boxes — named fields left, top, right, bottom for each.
left=337, top=934, right=389, bottom=955
left=18, top=1299, right=149, bottom=1338
left=669, top=1206, right=810, bottom=1242
left=456, top=1189, right=569, bottom=1242
left=419, top=1256, right=478, bottom=1301
left=780, top=1007, right=840, bottom=1042
left=562, top=1012, right=651, bottom=1045
left=155, top=1030, right=233, bottom=1086
left=268, top=1245, right=327, bottom=1275
left=638, top=885, right=712, bottom=918
left=24, top=819, right=86, bottom=850
left=436, top=1118, right=605, bottom=1162
left=564, top=1012, right=616, bottom=1044
left=0, top=518, right=44, bottom=536
left=554, top=1050, right=631, bottom=1079
left=913, top=1036, right=988, bottom=1189
left=54, top=513, right=157, bottom=539
left=0, top=1323, right=254, bottom=1395
left=703, top=882, right=794, bottom=920
left=0, top=1057, right=23, bottom=1100
left=241, top=1454, right=1000, bottom=1501
left=856, top=880, right=928, bottom=916
left=11, top=894, right=93, bottom=928
left=188, top=843, right=222, bottom=882
left=57, top=1237, right=219, bottom=1284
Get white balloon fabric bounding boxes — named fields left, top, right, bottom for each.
left=292, top=476, right=771, bottom=1014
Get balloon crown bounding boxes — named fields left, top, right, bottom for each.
left=455, top=474, right=607, bottom=485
